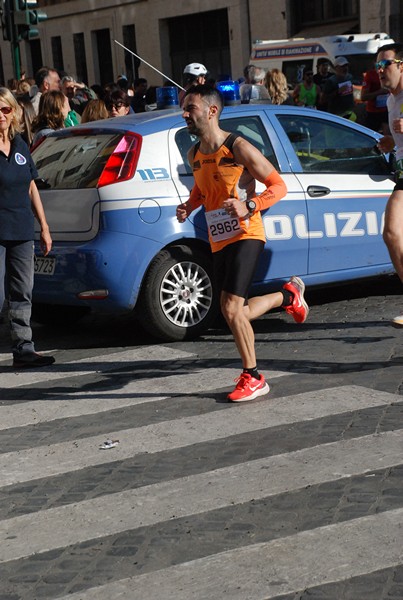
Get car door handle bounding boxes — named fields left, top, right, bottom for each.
left=307, top=185, right=331, bottom=197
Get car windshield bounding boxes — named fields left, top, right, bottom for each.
left=32, top=132, right=123, bottom=189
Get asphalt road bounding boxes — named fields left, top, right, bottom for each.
left=0, top=275, right=402, bottom=600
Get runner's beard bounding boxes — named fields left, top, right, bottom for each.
left=186, top=121, right=201, bottom=136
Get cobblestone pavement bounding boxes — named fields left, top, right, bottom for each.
left=0, top=276, right=402, bottom=600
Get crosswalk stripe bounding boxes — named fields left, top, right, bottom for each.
left=0, top=366, right=289, bottom=430
left=0, top=346, right=196, bottom=390
left=1, top=429, right=402, bottom=563
left=0, top=385, right=396, bottom=487
left=55, top=507, right=403, bottom=600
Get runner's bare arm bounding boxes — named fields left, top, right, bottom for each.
left=378, top=135, right=395, bottom=153
left=232, top=136, right=287, bottom=212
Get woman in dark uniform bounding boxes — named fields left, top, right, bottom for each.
left=0, top=87, right=55, bottom=368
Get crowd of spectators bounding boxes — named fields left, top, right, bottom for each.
left=231, top=56, right=390, bottom=133
left=0, top=54, right=391, bottom=155
left=0, top=67, right=166, bottom=150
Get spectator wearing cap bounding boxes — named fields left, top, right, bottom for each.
left=179, top=63, right=208, bottom=106
left=322, top=56, right=355, bottom=119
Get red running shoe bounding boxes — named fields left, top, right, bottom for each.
left=283, top=276, right=309, bottom=323
left=227, top=372, right=270, bottom=402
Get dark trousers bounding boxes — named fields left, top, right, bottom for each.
left=0, top=240, right=35, bottom=356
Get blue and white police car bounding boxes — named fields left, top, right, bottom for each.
left=32, top=102, right=395, bottom=340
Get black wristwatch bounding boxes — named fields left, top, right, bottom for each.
left=246, top=200, right=256, bottom=216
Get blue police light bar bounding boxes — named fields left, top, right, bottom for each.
left=215, top=81, right=240, bottom=105
left=156, top=86, right=179, bottom=110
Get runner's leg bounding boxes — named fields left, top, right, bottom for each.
left=383, top=189, right=403, bottom=282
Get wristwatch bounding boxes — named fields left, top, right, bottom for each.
left=246, top=200, right=256, bottom=216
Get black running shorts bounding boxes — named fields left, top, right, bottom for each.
left=212, top=239, right=265, bottom=298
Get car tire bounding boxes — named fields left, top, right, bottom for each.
left=138, top=245, right=218, bottom=341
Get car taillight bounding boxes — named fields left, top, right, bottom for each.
left=97, top=132, right=142, bottom=188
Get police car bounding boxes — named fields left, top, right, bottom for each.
left=31, top=101, right=395, bottom=341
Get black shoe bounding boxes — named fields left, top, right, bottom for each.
left=13, top=352, right=55, bottom=369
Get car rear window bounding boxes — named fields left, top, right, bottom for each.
left=32, top=132, right=123, bottom=189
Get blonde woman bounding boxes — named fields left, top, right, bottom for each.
left=265, top=69, right=294, bottom=105
left=0, top=87, right=54, bottom=368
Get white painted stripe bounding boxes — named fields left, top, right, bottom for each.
left=0, top=346, right=194, bottom=389
left=0, top=368, right=289, bottom=430
left=56, top=507, right=403, bottom=600
left=1, top=429, right=402, bottom=563
left=0, top=386, right=396, bottom=487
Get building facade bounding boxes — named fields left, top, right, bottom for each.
left=0, top=0, right=402, bottom=87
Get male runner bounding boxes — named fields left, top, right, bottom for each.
left=176, top=85, right=309, bottom=402
left=376, top=43, right=403, bottom=325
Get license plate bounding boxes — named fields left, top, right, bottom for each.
left=34, top=256, right=56, bottom=276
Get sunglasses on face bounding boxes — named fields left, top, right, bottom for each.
left=107, top=101, right=126, bottom=110
left=0, top=106, right=12, bottom=115
left=375, top=59, right=402, bottom=71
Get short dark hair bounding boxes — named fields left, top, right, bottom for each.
left=317, top=58, right=331, bottom=67
left=378, top=43, right=403, bottom=60
left=184, top=84, right=224, bottom=115
left=35, top=66, right=58, bottom=89
left=104, top=88, right=131, bottom=108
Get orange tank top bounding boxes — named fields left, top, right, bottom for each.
left=192, top=133, right=266, bottom=253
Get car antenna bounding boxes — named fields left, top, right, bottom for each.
left=114, top=40, right=186, bottom=90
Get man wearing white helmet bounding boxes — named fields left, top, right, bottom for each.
left=179, top=62, right=208, bottom=106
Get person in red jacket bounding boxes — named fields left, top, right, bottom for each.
left=177, top=85, right=309, bottom=402
left=361, top=65, right=390, bottom=134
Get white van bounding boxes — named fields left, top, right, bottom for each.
left=250, top=33, right=394, bottom=87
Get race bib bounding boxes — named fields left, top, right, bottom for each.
left=338, top=80, right=353, bottom=96
left=205, top=208, right=241, bottom=242
left=375, top=94, right=388, bottom=108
